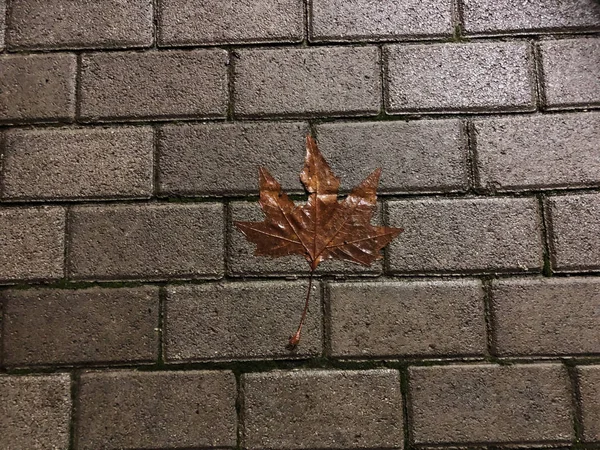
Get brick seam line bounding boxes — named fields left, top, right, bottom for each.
left=532, top=39, right=549, bottom=111
left=481, top=277, right=496, bottom=357
left=67, top=371, right=79, bottom=450
left=565, top=363, right=586, bottom=443
left=0, top=129, right=5, bottom=200
left=157, top=286, right=166, bottom=365
left=226, top=49, right=236, bottom=121
left=538, top=194, right=554, bottom=277
left=3, top=107, right=600, bottom=130
left=461, top=119, right=477, bottom=193
left=2, top=30, right=599, bottom=55
left=151, top=125, right=159, bottom=198
left=452, top=0, right=465, bottom=40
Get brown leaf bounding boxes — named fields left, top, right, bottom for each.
left=235, top=135, right=403, bottom=271
left=234, top=134, right=403, bottom=347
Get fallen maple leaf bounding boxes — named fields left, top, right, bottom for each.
left=235, top=135, right=403, bottom=347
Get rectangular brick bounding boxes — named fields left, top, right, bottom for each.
left=491, top=277, right=600, bottom=356
left=7, top=0, right=152, bottom=50
left=165, top=281, right=321, bottom=361
left=473, top=112, right=600, bottom=192
left=229, top=201, right=382, bottom=276
left=329, top=279, right=486, bottom=358
left=234, top=46, right=380, bottom=117
left=243, top=369, right=403, bottom=449
left=2, top=286, right=159, bottom=366
left=0, top=374, right=71, bottom=449
left=463, top=0, right=600, bottom=35
left=0, top=207, right=66, bottom=282
left=159, top=0, right=303, bottom=46
left=76, top=370, right=236, bottom=450
left=385, top=42, right=535, bottom=113
left=68, top=203, right=224, bottom=280
left=158, top=122, right=307, bottom=196
left=0, top=53, right=76, bottom=123
left=578, top=365, right=600, bottom=442
left=540, top=38, right=600, bottom=109
left=310, top=0, right=453, bottom=41
left=409, top=364, right=573, bottom=444
left=315, top=119, right=468, bottom=194
left=387, top=197, right=543, bottom=274
left=547, top=193, right=600, bottom=271
left=2, top=126, right=154, bottom=201
left=80, top=50, right=228, bottom=121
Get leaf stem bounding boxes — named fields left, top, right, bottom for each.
left=288, top=268, right=315, bottom=348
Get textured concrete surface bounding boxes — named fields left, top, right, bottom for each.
left=463, top=0, right=600, bottom=35
left=473, top=112, right=600, bottom=191
left=547, top=193, right=600, bottom=271
left=234, top=46, right=381, bottom=117
left=0, top=374, right=71, bottom=450
left=76, top=370, right=236, bottom=449
left=228, top=201, right=383, bottom=276
left=159, top=0, right=303, bottom=46
left=578, top=366, right=600, bottom=441
left=315, top=119, right=468, bottom=193
left=329, top=279, right=486, bottom=357
left=158, top=122, right=308, bottom=195
left=243, top=369, right=403, bottom=448
left=1, top=0, right=599, bottom=446
left=0, top=207, right=66, bottom=282
left=385, top=42, right=535, bottom=113
left=540, top=38, right=600, bottom=109
left=0, top=53, right=76, bottom=123
left=491, top=277, right=600, bottom=356
left=2, top=126, right=154, bottom=201
left=387, top=197, right=543, bottom=274
left=2, top=286, right=159, bottom=366
left=80, top=50, right=228, bottom=121
left=310, top=0, right=453, bottom=41
left=165, top=281, right=322, bottom=360
left=68, top=203, right=225, bottom=280
left=409, top=364, right=573, bottom=444
left=6, top=0, right=153, bottom=50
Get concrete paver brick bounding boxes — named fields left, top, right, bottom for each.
left=68, top=203, right=225, bottom=280
left=80, top=50, right=228, bottom=121
left=2, top=126, right=154, bottom=201
left=329, top=279, right=486, bottom=357
left=0, top=53, right=76, bottom=123
left=165, top=281, right=321, bottom=361
left=315, top=119, right=468, bottom=193
left=474, top=112, right=600, bottom=191
left=7, top=0, right=153, bottom=50
left=385, top=42, right=535, bottom=113
left=409, top=364, right=573, bottom=444
left=387, top=197, right=543, bottom=274
left=158, top=122, right=307, bottom=196
left=159, top=0, right=303, bottom=46
left=310, top=0, right=453, bottom=42
left=2, top=286, right=159, bottom=366
left=234, top=46, right=381, bottom=117
left=491, top=277, right=600, bottom=356
left=243, top=369, right=403, bottom=448
left=0, top=374, right=71, bottom=450
left=540, top=38, right=600, bottom=109
left=76, top=370, right=236, bottom=450
left=547, top=193, right=600, bottom=271
left=0, top=207, right=66, bottom=282
left=463, top=0, right=600, bottom=35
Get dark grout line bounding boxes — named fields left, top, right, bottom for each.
left=68, top=370, right=80, bottom=450
left=565, top=363, right=585, bottom=444
left=538, top=194, right=554, bottom=277
left=399, top=367, right=412, bottom=449
left=481, top=278, right=497, bottom=358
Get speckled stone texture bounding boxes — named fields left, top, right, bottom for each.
left=234, top=46, right=381, bottom=117
left=68, top=203, right=225, bottom=280
left=310, top=0, right=453, bottom=41
left=6, top=0, right=153, bottom=50
left=2, top=126, right=154, bottom=201
left=159, top=0, right=304, bottom=45
left=242, top=369, right=404, bottom=448
left=473, top=112, right=600, bottom=191
left=165, top=281, right=322, bottom=361
left=158, top=121, right=308, bottom=195
left=2, top=286, right=160, bottom=366
left=329, top=279, right=486, bottom=357
left=80, top=50, right=228, bottom=121
left=578, top=366, right=600, bottom=441
left=0, top=53, right=76, bottom=123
